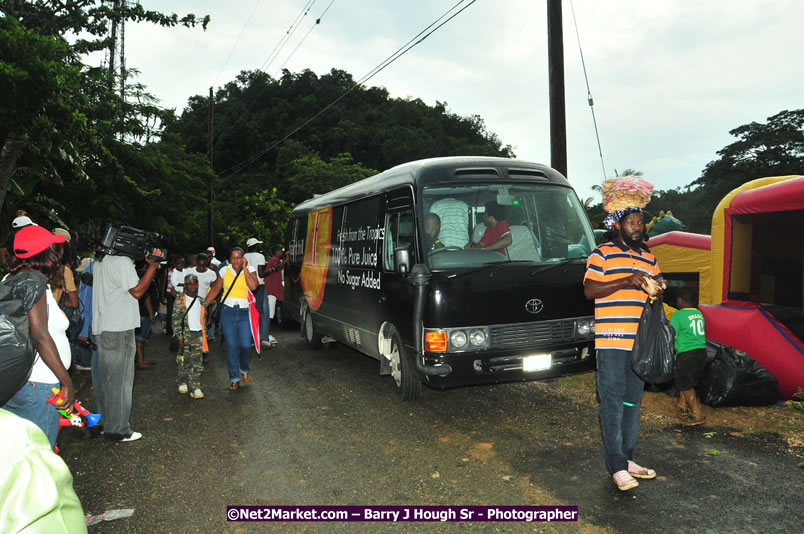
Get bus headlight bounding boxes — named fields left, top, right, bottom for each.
left=576, top=319, right=595, bottom=337
left=450, top=330, right=468, bottom=349
left=469, top=329, right=487, bottom=346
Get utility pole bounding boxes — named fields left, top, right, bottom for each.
left=547, top=0, right=567, bottom=178
left=207, top=86, right=214, bottom=246
left=108, top=0, right=119, bottom=86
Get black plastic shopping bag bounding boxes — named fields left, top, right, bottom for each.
left=631, top=296, right=675, bottom=383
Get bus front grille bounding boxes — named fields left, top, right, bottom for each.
left=489, top=320, right=575, bottom=349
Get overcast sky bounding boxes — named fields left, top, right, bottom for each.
left=110, top=0, right=804, bottom=199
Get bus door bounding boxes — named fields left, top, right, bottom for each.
left=379, top=188, right=417, bottom=343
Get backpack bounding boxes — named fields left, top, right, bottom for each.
left=0, top=271, right=48, bottom=405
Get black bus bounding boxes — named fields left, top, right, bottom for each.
left=284, top=157, right=596, bottom=400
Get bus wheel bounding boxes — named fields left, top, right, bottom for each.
left=389, top=332, right=420, bottom=401
left=276, top=302, right=294, bottom=330
left=304, top=310, right=323, bottom=349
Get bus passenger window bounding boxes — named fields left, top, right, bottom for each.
left=384, top=210, right=414, bottom=271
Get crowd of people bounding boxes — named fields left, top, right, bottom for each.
left=1, top=211, right=288, bottom=450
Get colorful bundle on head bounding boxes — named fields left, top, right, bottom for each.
left=601, top=176, right=654, bottom=213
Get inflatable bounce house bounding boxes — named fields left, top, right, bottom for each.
left=648, top=176, right=804, bottom=399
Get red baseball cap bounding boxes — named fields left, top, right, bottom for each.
left=14, top=225, right=66, bottom=258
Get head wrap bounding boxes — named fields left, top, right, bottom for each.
left=603, top=207, right=642, bottom=229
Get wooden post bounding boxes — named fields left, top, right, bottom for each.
left=207, top=86, right=214, bottom=246
left=547, top=0, right=567, bottom=178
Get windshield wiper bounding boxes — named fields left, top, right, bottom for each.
left=447, top=260, right=533, bottom=279
left=529, top=257, right=586, bottom=277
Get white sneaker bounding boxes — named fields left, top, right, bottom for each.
left=190, top=388, right=205, bottom=399
left=268, top=335, right=278, bottom=345
left=178, top=383, right=188, bottom=394
left=119, top=431, right=142, bottom=442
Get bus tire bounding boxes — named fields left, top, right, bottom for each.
left=276, top=302, right=295, bottom=330
left=304, top=309, right=324, bottom=349
left=390, top=331, right=420, bottom=401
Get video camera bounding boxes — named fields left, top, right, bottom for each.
left=99, top=225, right=167, bottom=263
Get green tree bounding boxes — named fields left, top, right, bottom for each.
left=1, top=0, right=208, bottom=243
left=172, top=68, right=513, bottom=183
left=684, top=109, right=804, bottom=232
left=0, top=17, right=83, bottom=213
left=216, top=188, right=291, bottom=253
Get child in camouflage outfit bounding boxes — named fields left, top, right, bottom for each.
left=172, top=273, right=208, bottom=399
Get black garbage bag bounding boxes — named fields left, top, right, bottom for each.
left=631, top=296, right=676, bottom=384
left=0, top=272, right=48, bottom=405
left=697, top=340, right=781, bottom=407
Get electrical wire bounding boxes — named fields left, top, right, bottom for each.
left=569, top=0, right=606, bottom=181
left=219, top=0, right=476, bottom=180
left=274, top=0, right=336, bottom=78
left=212, top=0, right=261, bottom=88
left=212, top=0, right=319, bottom=150
left=260, top=0, right=317, bottom=72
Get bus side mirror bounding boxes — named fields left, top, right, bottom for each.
left=394, top=247, right=411, bottom=275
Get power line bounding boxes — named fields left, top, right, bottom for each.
left=274, top=0, right=336, bottom=78
left=260, top=0, right=317, bottom=72
left=212, top=0, right=261, bottom=87
left=211, top=0, right=320, bottom=150
left=219, top=0, right=477, bottom=180
left=569, top=0, right=606, bottom=180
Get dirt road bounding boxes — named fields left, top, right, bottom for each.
left=60, top=327, right=803, bottom=533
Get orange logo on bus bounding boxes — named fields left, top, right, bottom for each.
left=300, top=208, right=332, bottom=310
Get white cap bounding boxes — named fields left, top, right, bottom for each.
left=246, top=238, right=263, bottom=247
left=206, top=246, right=215, bottom=253
left=12, top=216, right=34, bottom=228
left=53, top=227, right=71, bottom=242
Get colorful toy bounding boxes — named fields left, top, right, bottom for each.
left=46, top=388, right=101, bottom=428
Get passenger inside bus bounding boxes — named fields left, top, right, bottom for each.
left=465, top=202, right=512, bottom=254
left=423, top=213, right=445, bottom=252
left=429, top=197, right=470, bottom=248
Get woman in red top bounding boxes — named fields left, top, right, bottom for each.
left=465, top=202, right=512, bottom=254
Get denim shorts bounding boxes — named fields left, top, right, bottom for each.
left=3, top=381, right=61, bottom=448
left=135, top=315, right=152, bottom=342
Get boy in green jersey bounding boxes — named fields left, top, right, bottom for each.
left=670, top=285, right=707, bottom=426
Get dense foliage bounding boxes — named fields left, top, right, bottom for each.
left=168, top=67, right=515, bottom=251
left=1, top=0, right=209, bottom=254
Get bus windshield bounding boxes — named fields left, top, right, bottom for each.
left=421, top=183, right=596, bottom=269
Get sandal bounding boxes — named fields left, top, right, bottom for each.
left=228, top=381, right=240, bottom=391
left=680, top=413, right=706, bottom=427
left=241, top=372, right=252, bottom=384
left=627, top=460, right=656, bottom=479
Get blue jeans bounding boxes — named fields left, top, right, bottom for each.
left=254, top=285, right=270, bottom=342
left=3, top=381, right=61, bottom=449
left=220, top=305, right=252, bottom=383
left=206, top=301, right=217, bottom=340
left=597, top=349, right=645, bottom=474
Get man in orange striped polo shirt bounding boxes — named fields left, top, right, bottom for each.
left=584, top=208, right=665, bottom=491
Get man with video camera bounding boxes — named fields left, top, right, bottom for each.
left=92, top=226, right=165, bottom=442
